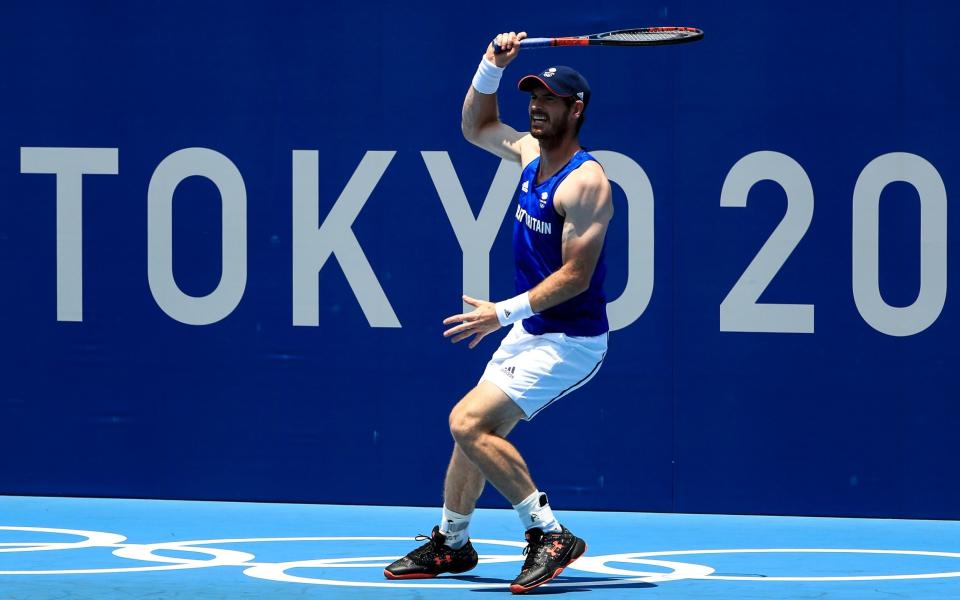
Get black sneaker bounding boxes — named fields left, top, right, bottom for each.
left=383, top=526, right=479, bottom=579
left=509, top=526, right=587, bottom=594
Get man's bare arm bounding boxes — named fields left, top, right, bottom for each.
left=461, top=31, right=538, bottom=165
left=527, top=163, right=613, bottom=312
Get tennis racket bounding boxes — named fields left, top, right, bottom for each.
left=494, top=27, right=704, bottom=53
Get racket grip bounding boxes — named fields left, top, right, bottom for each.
left=493, top=37, right=554, bottom=54
left=518, top=38, right=554, bottom=49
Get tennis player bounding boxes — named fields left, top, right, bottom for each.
left=385, top=30, right=613, bottom=594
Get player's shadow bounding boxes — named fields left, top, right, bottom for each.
left=448, top=574, right=657, bottom=593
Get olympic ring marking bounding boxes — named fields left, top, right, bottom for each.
left=0, top=530, right=710, bottom=588
left=239, top=538, right=712, bottom=589
left=2, top=546, right=256, bottom=576
left=3, top=527, right=960, bottom=585
left=0, top=526, right=253, bottom=575
left=115, top=536, right=702, bottom=588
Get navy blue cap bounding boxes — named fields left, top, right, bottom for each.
left=518, top=66, right=591, bottom=107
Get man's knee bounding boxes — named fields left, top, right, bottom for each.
left=448, top=383, right=522, bottom=444
left=448, top=402, right=480, bottom=445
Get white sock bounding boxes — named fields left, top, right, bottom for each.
left=513, top=490, right=561, bottom=533
left=438, top=505, right=472, bottom=549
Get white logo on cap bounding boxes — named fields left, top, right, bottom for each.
left=543, top=67, right=558, bottom=78
left=577, top=91, right=584, bottom=99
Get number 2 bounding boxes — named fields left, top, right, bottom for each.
left=720, top=151, right=815, bottom=333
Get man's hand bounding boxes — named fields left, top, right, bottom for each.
left=442, top=295, right=503, bottom=349
left=486, top=31, right=527, bottom=68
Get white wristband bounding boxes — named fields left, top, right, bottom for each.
left=495, top=292, right=534, bottom=326
left=471, top=56, right=504, bottom=95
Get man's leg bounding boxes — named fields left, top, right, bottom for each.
left=447, top=381, right=532, bottom=505
left=448, top=382, right=587, bottom=595
left=385, top=384, right=580, bottom=587
left=439, top=408, right=518, bottom=549
left=442, top=444, right=486, bottom=515
left=447, top=382, right=563, bottom=535
left=382, top=384, right=522, bottom=580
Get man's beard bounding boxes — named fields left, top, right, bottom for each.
left=530, top=116, right=571, bottom=148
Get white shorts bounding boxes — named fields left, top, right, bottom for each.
left=480, top=322, right=608, bottom=420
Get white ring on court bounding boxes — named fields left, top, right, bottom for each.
left=623, top=549, right=960, bottom=581
left=0, top=526, right=252, bottom=575
left=0, top=526, right=126, bottom=554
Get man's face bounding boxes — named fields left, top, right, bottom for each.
left=528, top=85, right=579, bottom=141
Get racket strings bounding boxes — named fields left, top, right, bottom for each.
left=600, top=30, right=699, bottom=43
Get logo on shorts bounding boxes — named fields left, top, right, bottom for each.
left=501, top=365, right=515, bottom=378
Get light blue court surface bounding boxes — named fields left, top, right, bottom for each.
left=2, top=496, right=960, bottom=599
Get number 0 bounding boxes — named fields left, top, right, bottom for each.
left=852, top=153, right=947, bottom=337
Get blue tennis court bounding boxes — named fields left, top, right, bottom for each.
left=3, top=495, right=959, bottom=599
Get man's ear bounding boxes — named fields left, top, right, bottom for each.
left=573, top=100, right=585, bottom=119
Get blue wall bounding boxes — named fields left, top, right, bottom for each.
left=1, top=1, right=957, bottom=519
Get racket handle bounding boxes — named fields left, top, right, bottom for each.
left=493, top=37, right=554, bottom=54
left=518, top=38, right=554, bottom=48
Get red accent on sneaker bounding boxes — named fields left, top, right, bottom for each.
left=509, top=567, right=565, bottom=594
left=383, top=569, right=437, bottom=580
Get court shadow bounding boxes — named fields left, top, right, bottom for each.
left=448, top=574, right=657, bottom=594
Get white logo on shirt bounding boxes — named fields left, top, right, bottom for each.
left=515, top=205, right=552, bottom=235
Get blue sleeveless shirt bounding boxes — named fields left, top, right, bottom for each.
left=513, top=149, right=608, bottom=336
